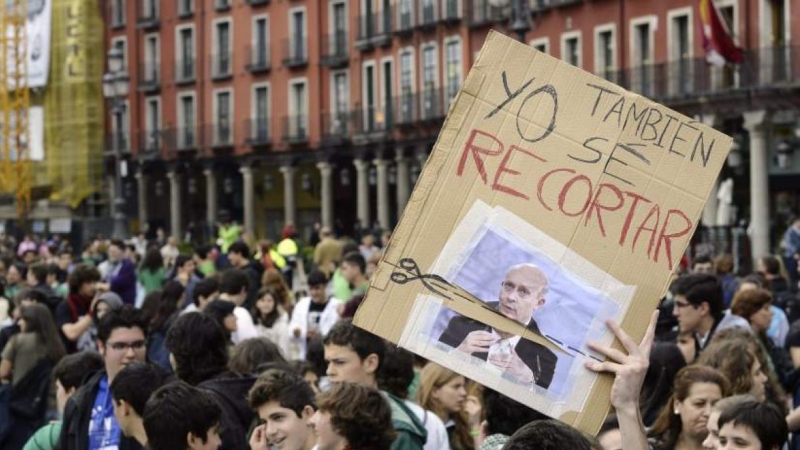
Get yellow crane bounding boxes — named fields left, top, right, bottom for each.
left=0, top=0, right=31, bottom=223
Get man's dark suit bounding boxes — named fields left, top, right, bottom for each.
left=438, top=302, right=557, bottom=389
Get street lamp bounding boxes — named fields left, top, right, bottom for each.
left=102, top=47, right=131, bottom=239
left=490, top=0, right=534, bottom=42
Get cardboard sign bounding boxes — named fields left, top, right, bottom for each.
left=354, top=31, right=731, bottom=434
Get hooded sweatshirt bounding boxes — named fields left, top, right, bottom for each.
left=381, top=391, right=427, bottom=450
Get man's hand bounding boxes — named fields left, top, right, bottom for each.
left=249, top=424, right=269, bottom=450
left=488, top=348, right=534, bottom=384
left=456, top=331, right=498, bottom=355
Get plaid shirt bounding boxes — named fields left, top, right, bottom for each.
left=479, top=434, right=509, bottom=450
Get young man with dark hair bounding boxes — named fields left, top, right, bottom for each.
left=670, top=273, right=748, bottom=356
left=339, top=252, right=369, bottom=318
left=226, top=241, right=262, bottom=309
left=717, top=400, right=788, bottom=450
left=56, top=264, right=102, bottom=354
left=691, top=255, right=715, bottom=275
left=165, top=312, right=256, bottom=450
left=194, top=246, right=216, bottom=277
left=58, top=305, right=149, bottom=450
left=248, top=369, right=317, bottom=450
left=143, top=382, right=222, bottom=450
left=290, top=270, right=342, bottom=359
left=99, top=240, right=137, bottom=306
left=502, top=420, right=592, bottom=450
left=22, top=352, right=105, bottom=450
left=478, top=388, right=550, bottom=449
left=173, top=254, right=201, bottom=309
left=218, top=269, right=258, bottom=343
left=183, top=276, right=219, bottom=314
left=311, top=382, right=397, bottom=450
left=323, top=319, right=427, bottom=450
left=110, top=363, right=171, bottom=448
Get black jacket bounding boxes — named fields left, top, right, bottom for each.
left=198, top=374, right=257, bottom=450
left=58, top=371, right=143, bottom=450
left=439, top=303, right=557, bottom=389
left=240, top=260, right=264, bottom=311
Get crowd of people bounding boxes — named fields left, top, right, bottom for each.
left=0, top=217, right=798, bottom=450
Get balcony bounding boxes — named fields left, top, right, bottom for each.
left=282, top=115, right=309, bottom=145
left=138, top=62, right=160, bottom=93
left=104, top=132, right=130, bottom=155
left=136, top=0, right=159, bottom=29
left=395, top=7, right=414, bottom=37
left=246, top=45, right=271, bottom=73
left=282, top=38, right=308, bottom=68
left=137, top=129, right=162, bottom=155
left=245, top=0, right=269, bottom=5
left=214, top=0, right=232, bottom=11
left=177, top=0, right=193, bottom=18
left=163, top=126, right=199, bottom=153
left=245, top=118, right=271, bottom=147
left=211, top=53, right=233, bottom=81
left=211, top=122, right=234, bottom=149
left=355, top=10, right=393, bottom=50
left=321, top=111, right=353, bottom=145
left=469, top=0, right=507, bottom=28
left=320, top=32, right=349, bottom=68
left=108, top=2, right=125, bottom=29
left=175, top=57, right=195, bottom=85
left=417, top=3, right=437, bottom=30
left=352, top=106, right=393, bottom=141
left=394, top=89, right=445, bottom=126
left=441, top=0, right=460, bottom=24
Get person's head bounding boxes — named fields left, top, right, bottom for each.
left=254, top=287, right=280, bottom=326
left=714, top=255, right=734, bottom=276
left=730, top=289, right=773, bottom=333
left=717, top=400, right=788, bottom=450
left=738, top=274, right=765, bottom=292
left=248, top=369, right=317, bottom=450
left=204, top=300, right=238, bottom=336
left=6, top=262, right=25, bottom=284
left=482, top=387, right=550, bottom=439
left=417, top=363, right=467, bottom=417
left=360, top=234, right=375, bottom=247
left=290, top=360, right=322, bottom=394
left=193, top=276, right=219, bottom=309
left=97, top=305, right=149, bottom=382
left=46, top=263, right=61, bottom=285
left=165, top=312, right=229, bottom=385
left=68, top=264, right=101, bottom=297
left=111, top=363, right=170, bottom=438
left=650, top=365, right=729, bottom=448
left=53, top=352, right=104, bottom=413
left=262, top=269, right=291, bottom=309
left=757, top=255, right=781, bottom=277
left=227, top=241, right=251, bottom=267
left=697, top=339, right=767, bottom=401
left=692, top=255, right=715, bottom=275
left=671, top=274, right=724, bottom=333
left=312, top=382, right=396, bottom=450
left=176, top=254, right=196, bottom=275
left=597, top=415, right=621, bottom=450
left=22, top=249, right=37, bottom=264
left=307, top=270, right=328, bottom=304
left=498, top=263, right=548, bottom=324
left=323, top=319, right=384, bottom=387
left=340, top=252, right=366, bottom=284
left=701, top=395, right=757, bottom=450
left=141, top=248, right=164, bottom=272
left=144, top=381, right=222, bottom=450
left=58, top=251, right=73, bottom=271
left=151, top=280, right=185, bottom=331
left=229, top=337, right=287, bottom=375
left=194, top=246, right=210, bottom=263
left=26, top=263, right=47, bottom=286
left=15, top=287, right=47, bottom=311
left=319, top=227, right=332, bottom=239
left=107, top=239, right=125, bottom=263
left=503, top=420, right=592, bottom=450
left=377, top=343, right=415, bottom=399
left=219, top=269, right=249, bottom=305
left=19, top=303, right=66, bottom=363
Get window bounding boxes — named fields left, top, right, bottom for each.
left=145, top=97, right=161, bottom=151
left=176, top=25, right=194, bottom=81
left=144, top=34, right=159, bottom=83
left=331, top=2, right=347, bottom=52
left=177, top=93, right=196, bottom=148
left=111, top=38, right=127, bottom=70
left=252, top=85, right=270, bottom=141
left=381, top=58, right=394, bottom=128
left=399, top=48, right=415, bottom=122
left=560, top=32, right=581, bottom=68
left=214, top=19, right=232, bottom=77
left=111, top=101, right=129, bottom=152
left=214, top=90, right=233, bottom=145
left=529, top=37, right=549, bottom=54
left=594, top=25, right=615, bottom=81
left=289, top=79, right=308, bottom=139
left=332, top=71, right=349, bottom=132
left=399, top=0, right=414, bottom=29
left=141, top=0, right=157, bottom=20
left=363, top=62, right=377, bottom=131
left=421, top=44, right=438, bottom=118
left=443, top=0, right=459, bottom=19
left=444, top=37, right=462, bottom=106
left=111, top=0, right=125, bottom=26
left=179, top=0, right=193, bottom=16
left=668, top=9, right=692, bottom=94
left=290, top=8, right=307, bottom=62
left=421, top=0, right=436, bottom=24
left=252, top=16, right=269, bottom=67
left=631, top=17, right=655, bottom=95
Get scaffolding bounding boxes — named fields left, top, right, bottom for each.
left=0, top=0, right=31, bottom=222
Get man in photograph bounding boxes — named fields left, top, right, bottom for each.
left=439, top=263, right=557, bottom=388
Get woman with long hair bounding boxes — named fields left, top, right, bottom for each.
left=417, top=363, right=479, bottom=450
left=647, top=365, right=729, bottom=450
left=261, top=269, right=293, bottom=315
left=137, top=248, right=165, bottom=295
left=251, top=287, right=291, bottom=358
left=1, top=303, right=66, bottom=384
left=146, top=280, right=185, bottom=370
left=697, top=337, right=769, bottom=402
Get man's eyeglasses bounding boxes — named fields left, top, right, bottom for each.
left=107, top=340, right=146, bottom=352
left=673, top=300, right=696, bottom=309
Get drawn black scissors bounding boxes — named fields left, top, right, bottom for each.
left=390, top=258, right=453, bottom=299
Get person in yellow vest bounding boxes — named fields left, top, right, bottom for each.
left=216, top=219, right=242, bottom=254
left=255, top=240, right=286, bottom=272
left=277, top=224, right=299, bottom=289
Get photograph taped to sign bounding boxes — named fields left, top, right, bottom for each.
left=398, top=201, right=633, bottom=417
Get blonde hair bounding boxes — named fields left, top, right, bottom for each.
left=417, top=363, right=473, bottom=450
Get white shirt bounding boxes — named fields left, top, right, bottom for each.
left=232, top=306, right=259, bottom=344
left=403, top=401, right=451, bottom=450
left=289, top=296, right=343, bottom=359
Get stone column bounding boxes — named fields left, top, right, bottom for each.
left=354, top=158, right=370, bottom=229
left=395, top=148, right=410, bottom=215
left=743, top=110, right=770, bottom=262
left=135, top=169, right=148, bottom=232
left=317, top=162, right=333, bottom=229
left=279, top=165, right=296, bottom=225
left=204, top=168, right=218, bottom=227
left=699, top=114, right=719, bottom=228
left=374, top=158, right=390, bottom=230
left=167, top=170, right=183, bottom=240
left=240, top=165, right=255, bottom=235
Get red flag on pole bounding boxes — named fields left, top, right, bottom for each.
left=699, top=0, right=744, bottom=66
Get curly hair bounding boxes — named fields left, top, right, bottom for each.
left=731, top=288, right=772, bottom=322
left=229, top=337, right=287, bottom=375
left=317, top=383, right=396, bottom=450
left=68, top=264, right=100, bottom=296
left=261, top=269, right=292, bottom=311
left=248, top=369, right=316, bottom=415
left=696, top=338, right=759, bottom=397
left=165, top=312, right=229, bottom=385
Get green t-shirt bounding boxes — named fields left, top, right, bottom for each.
left=331, top=268, right=352, bottom=301
left=199, top=260, right=216, bottom=277
left=23, top=422, right=61, bottom=450
left=137, top=267, right=165, bottom=294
